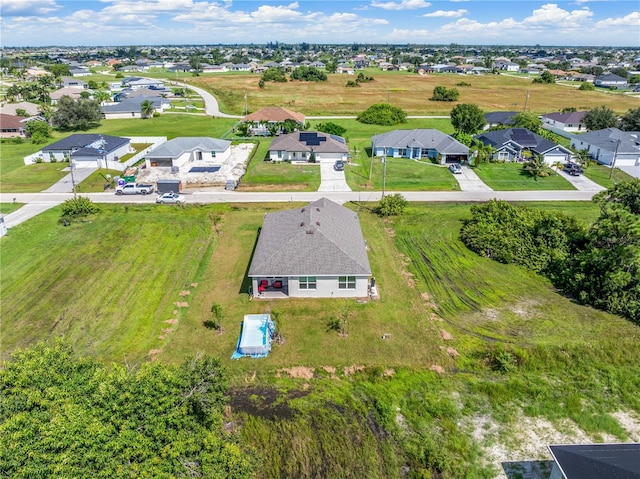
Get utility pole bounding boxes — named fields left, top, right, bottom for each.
left=70, top=160, right=77, bottom=198
left=381, top=156, right=387, bottom=198
left=523, top=89, right=529, bottom=112
left=244, top=90, right=248, bottom=116
left=369, top=140, right=375, bottom=181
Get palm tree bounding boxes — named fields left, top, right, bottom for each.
left=141, top=99, right=154, bottom=119
left=551, top=160, right=564, bottom=175
left=522, top=154, right=548, bottom=181
left=471, top=140, right=496, bottom=166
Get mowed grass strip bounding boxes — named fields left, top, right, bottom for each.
left=0, top=204, right=218, bottom=363
left=473, top=162, right=576, bottom=190
left=582, top=163, right=636, bottom=189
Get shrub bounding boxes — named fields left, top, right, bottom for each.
left=431, top=86, right=459, bottom=101
left=316, top=121, right=346, bottom=137
left=375, top=194, right=408, bottom=217
left=357, top=103, right=407, bottom=126
left=578, top=82, right=595, bottom=91
left=345, top=80, right=360, bottom=87
left=59, top=196, right=101, bottom=219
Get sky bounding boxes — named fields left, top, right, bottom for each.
left=1, top=0, right=639, bottom=48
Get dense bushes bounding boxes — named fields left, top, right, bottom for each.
left=290, top=66, right=327, bottom=82
left=461, top=181, right=640, bottom=324
left=430, top=85, right=459, bottom=101
left=357, top=103, right=407, bottom=126
left=60, top=196, right=101, bottom=219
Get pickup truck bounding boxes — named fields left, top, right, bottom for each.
left=115, top=183, right=154, bottom=195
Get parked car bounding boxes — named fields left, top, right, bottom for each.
left=334, top=160, right=345, bottom=171
left=448, top=163, right=463, bottom=174
left=115, top=183, right=154, bottom=195
left=563, top=162, right=584, bottom=176
left=155, top=192, right=186, bottom=204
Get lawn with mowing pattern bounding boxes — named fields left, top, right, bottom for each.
left=472, top=162, right=576, bottom=190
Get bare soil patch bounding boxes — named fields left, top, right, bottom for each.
left=278, top=366, right=315, bottom=379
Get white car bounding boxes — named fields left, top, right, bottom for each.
left=448, top=163, right=463, bottom=174
left=155, top=192, right=186, bottom=204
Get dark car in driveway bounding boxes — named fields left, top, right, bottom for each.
left=564, top=162, right=584, bottom=176
left=334, top=160, right=345, bottom=171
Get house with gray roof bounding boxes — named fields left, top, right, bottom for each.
left=248, top=198, right=372, bottom=299
left=594, top=73, right=628, bottom=89
left=102, top=96, right=170, bottom=119
left=268, top=131, right=349, bottom=163
left=484, top=111, right=518, bottom=129
left=570, top=128, right=640, bottom=167
left=35, top=134, right=131, bottom=168
left=371, top=129, right=469, bottom=164
left=541, top=111, right=587, bottom=133
left=475, top=128, right=572, bottom=164
left=547, top=443, right=640, bottom=479
left=144, top=137, right=231, bottom=170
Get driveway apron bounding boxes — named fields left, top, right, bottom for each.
left=318, top=160, right=351, bottom=192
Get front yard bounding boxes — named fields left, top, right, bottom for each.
left=473, top=162, right=576, bottom=190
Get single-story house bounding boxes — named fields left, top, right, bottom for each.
left=337, top=66, right=355, bottom=75
left=474, top=128, right=572, bottom=164
left=243, top=106, right=306, bottom=136
left=371, top=129, right=469, bottom=164
left=484, top=111, right=518, bottom=129
left=547, top=443, right=640, bottom=479
left=62, top=78, right=88, bottom=89
left=35, top=134, right=131, bottom=167
left=594, top=73, right=628, bottom=89
left=248, top=198, right=372, bottom=299
left=50, top=87, right=83, bottom=104
left=69, top=66, right=91, bottom=77
left=0, top=114, right=26, bottom=138
left=123, top=78, right=165, bottom=90
left=268, top=131, right=349, bottom=163
left=144, top=137, right=231, bottom=169
left=570, top=128, right=640, bottom=167
left=0, top=101, right=41, bottom=117
left=541, top=111, right=587, bottom=133
left=101, top=96, right=170, bottom=119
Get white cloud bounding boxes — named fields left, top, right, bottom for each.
left=522, top=3, right=593, bottom=26
left=595, top=11, right=640, bottom=27
left=370, top=0, right=431, bottom=11
left=423, top=9, right=467, bottom=18
left=386, top=28, right=431, bottom=41
left=1, top=0, right=60, bottom=16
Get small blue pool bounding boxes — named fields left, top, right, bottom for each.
left=231, top=314, right=275, bottom=359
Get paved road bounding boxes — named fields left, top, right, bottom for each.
left=168, top=80, right=242, bottom=119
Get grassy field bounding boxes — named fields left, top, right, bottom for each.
left=3, top=200, right=640, bottom=477
left=190, top=69, right=637, bottom=116
left=0, top=203, right=23, bottom=214
left=473, top=162, right=576, bottom=190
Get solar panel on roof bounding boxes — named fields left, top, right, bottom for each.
left=329, top=135, right=345, bottom=143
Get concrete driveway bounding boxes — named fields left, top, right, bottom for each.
left=454, top=165, right=493, bottom=191
left=43, top=166, right=97, bottom=193
left=556, top=169, right=606, bottom=192
left=318, top=161, right=351, bottom=192
left=619, top=166, right=640, bottom=179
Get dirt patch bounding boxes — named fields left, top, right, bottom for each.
left=421, top=291, right=439, bottom=310
left=173, top=301, right=189, bottom=308
left=229, top=386, right=308, bottom=420
left=429, top=364, right=445, bottom=374
left=611, top=410, right=640, bottom=441
left=148, top=349, right=162, bottom=361
left=383, top=369, right=395, bottom=377
left=322, top=366, right=337, bottom=378
left=440, top=329, right=454, bottom=340
left=161, top=328, right=174, bottom=334
left=179, top=290, right=191, bottom=296
left=164, top=318, right=178, bottom=324
left=446, top=347, right=460, bottom=357
left=190, top=282, right=198, bottom=288
left=401, top=270, right=416, bottom=288
left=279, top=366, right=315, bottom=379
left=385, top=227, right=396, bottom=238
left=343, top=364, right=365, bottom=376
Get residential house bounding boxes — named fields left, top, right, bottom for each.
left=500, top=62, right=520, bottom=72
left=102, top=96, right=170, bottom=119
left=35, top=134, right=131, bottom=168
left=50, top=87, right=84, bottom=104
left=474, top=128, right=573, bottom=164
left=484, top=111, right=518, bottom=129
left=62, top=78, right=88, bottom=89
left=0, top=114, right=26, bottom=138
left=570, top=128, right=640, bottom=167
left=541, top=111, right=587, bottom=133
left=123, top=77, right=165, bottom=90
left=371, top=129, right=469, bottom=164
left=144, top=137, right=231, bottom=170
left=547, top=443, right=640, bottom=479
left=69, top=65, right=91, bottom=77
left=0, top=101, right=41, bottom=116
left=248, top=198, right=372, bottom=299
left=336, top=66, right=355, bottom=75
left=268, top=131, right=349, bottom=163
left=594, top=73, right=629, bottom=89
left=243, top=107, right=306, bottom=136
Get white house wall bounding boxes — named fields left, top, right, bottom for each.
left=288, top=276, right=369, bottom=298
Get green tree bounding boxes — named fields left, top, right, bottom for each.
left=24, top=119, right=52, bottom=143
left=450, top=103, right=486, bottom=134
left=471, top=140, right=496, bottom=165
left=0, top=340, right=255, bottom=478
left=290, top=66, right=327, bottom=82
left=583, top=105, right=619, bottom=131
left=51, top=96, right=102, bottom=131
left=532, top=71, right=555, bottom=84
left=375, top=193, right=408, bottom=217
left=578, top=82, right=595, bottom=91
left=316, top=121, right=347, bottom=137
left=357, top=103, right=407, bottom=126
left=431, top=85, right=460, bottom=101
left=141, top=99, right=154, bottom=119
left=46, top=63, right=71, bottom=78
left=261, top=67, right=287, bottom=83
left=189, top=55, right=203, bottom=76
left=522, top=154, right=551, bottom=180
left=511, top=111, right=543, bottom=134
left=620, top=107, right=640, bottom=131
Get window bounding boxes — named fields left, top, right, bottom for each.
left=338, top=276, right=356, bottom=289
left=277, top=151, right=282, bottom=158
left=299, top=276, right=317, bottom=290
left=211, top=150, right=216, bottom=158
left=399, top=148, right=407, bottom=156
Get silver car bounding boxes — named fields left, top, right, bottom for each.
left=449, top=163, right=463, bottom=174
left=156, top=192, right=186, bottom=204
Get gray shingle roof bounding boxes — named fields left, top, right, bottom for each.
left=269, top=131, right=349, bottom=154
left=42, top=134, right=129, bottom=155
left=572, top=128, right=640, bottom=154
left=371, top=129, right=469, bottom=155
left=146, top=137, right=231, bottom=158
left=249, top=198, right=371, bottom=277
left=101, top=96, right=168, bottom=114
left=475, top=128, right=562, bottom=154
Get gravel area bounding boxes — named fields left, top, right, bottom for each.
left=136, top=143, right=253, bottom=189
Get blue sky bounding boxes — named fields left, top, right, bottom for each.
left=1, top=0, right=639, bottom=47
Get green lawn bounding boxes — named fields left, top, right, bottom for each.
left=582, top=163, right=636, bottom=188
left=473, top=162, right=576, bottom=190
left=0, top=203, right=23, bottom=214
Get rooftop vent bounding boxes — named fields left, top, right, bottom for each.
left=316, top=221, right=320, bottom=226
left=306, top=229, right=314, bottom=235
left=300, top=222, right=305, bottom=227
left=301, top=208, right=306, bottom=212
